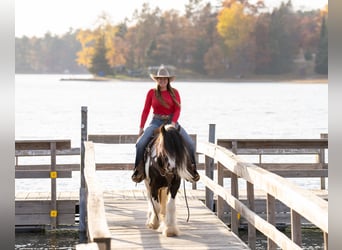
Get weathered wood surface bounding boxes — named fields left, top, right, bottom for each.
left=15, top=200, right=76, bottom=226
left=15, top=140, right=72, bottom=150
left=88, top=134, right=197, bottom=145
left=84, top=141, right=111, bottom=250
left=15, top=170, right=72, bottom=178
left=197, top=141, right=328, bottom=249
left=103, top=189, right=249, bottom=250
left=15, top=139, right=79, bottom=228
left=217, top=138, right=328, bottom=150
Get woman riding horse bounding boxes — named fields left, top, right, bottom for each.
left=132, top=64, right=198, bottom=183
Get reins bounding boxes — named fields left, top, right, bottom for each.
left=183, top=179, right=190, bottom=223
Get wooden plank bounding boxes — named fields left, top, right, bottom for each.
left=88, top=134, right=138, bottom=144
left=232, top=148, right=321, bottom=155
left=15, top=200, right=76, bottom=214
left=15, top=200, right=76, bottom=226
left=104, top=196, right=249, bottom=249
left=217, top=139, right=328, bottom=150
left=15, top=140, right=71, bottom=150
left=15, top=148, right=80, bottom=157
left=16, top=164, right=79, bottom=171
left=256, top=163, right=328, bottom=170
left=88, top=134, right=197, bottom=145
left=84, top=141, right=111, bottom=250
left=15, top=170, right=72, bottom=178
left=15, top=214, right=75, bottom=226
left=15, top=192, right=79, bottom=201
left=223, top=168, right=328, bottom=178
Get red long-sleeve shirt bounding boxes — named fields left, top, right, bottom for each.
left=140, top=88, right=181, bottom=129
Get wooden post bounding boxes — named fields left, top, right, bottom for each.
left=230, top=140, right=239, bottom=234
left=323, top=232, right=328, bottom=250
left=80, top=106, right=88, bottom=240
left=217, top=162, right=224, bottom=221
left=319, top=133, right=327, bottom=190
left=291, top=209, right=302, bottom=247
left=267, top=194, right=277, bottom=250
left=247, top=181, right=256, bottom=250
left=50, top=141, right=57, bottom=229
left=231, top=172, right=239, bottom=234
left=205, top=124, right=215, bottom=211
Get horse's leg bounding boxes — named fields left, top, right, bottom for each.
left=144, top=180, right=160, bottom=230
left=158, top=187, right=168, bottom=221
left=162, top=178, right=181, bottom=237
left=157, top=187, right=168, bottom=233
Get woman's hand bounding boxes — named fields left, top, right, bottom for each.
left=138, top=128, right=144, bottom=137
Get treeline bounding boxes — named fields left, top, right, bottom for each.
left=15, top=0, right=328, bottom=78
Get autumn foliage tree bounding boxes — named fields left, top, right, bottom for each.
left=216, top=0, right=257, bottom=76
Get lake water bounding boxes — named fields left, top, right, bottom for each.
left=15, top=74, right=328, bottom=249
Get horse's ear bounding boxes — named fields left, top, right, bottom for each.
left=177, top=125, right=181, bottom=132
left=161, top=124, right=166, bottom=134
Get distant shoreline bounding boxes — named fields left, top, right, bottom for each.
left=60, top=76, right=328, bottom=84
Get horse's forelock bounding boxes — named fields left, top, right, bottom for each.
left=148, top=125, right=193, bottom=182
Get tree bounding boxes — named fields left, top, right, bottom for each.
left=216, top=0, right=256, bottom=76
left=267, top=1, right=299, bottom=74
left=88, top=35, right=112, bottom=76
left=314, top=16, right=328, bottom=75
left=254, top=13, right=272, bottom=74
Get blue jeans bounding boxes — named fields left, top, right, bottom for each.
left=135, top=118, right=196, bottom=167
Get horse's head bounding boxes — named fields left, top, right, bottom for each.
left=151, top=124, right=199, bottom=183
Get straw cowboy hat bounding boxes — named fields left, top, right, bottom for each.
left=150, top=65, right=175, bottom=82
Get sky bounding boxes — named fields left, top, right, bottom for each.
left=15, top=0, right=328, bottom=38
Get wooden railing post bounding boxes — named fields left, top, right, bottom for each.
left=291, top=209, right=302, bottom=247
left=80, top=106, right=88, bottom=240
left=267, top=194, right=277, bottom=250
left=319, top=133, right=327, bottom=190
left=230, top=140, right=239, bottom=234
left=50, top=141, right=57, bottom=229
left=217, top=162, right=224, bottom=221
left=205, top=124, right=215, bottom=211
left=247, top=181, right=256, bottom=250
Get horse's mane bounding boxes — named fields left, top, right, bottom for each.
left=153, top=124, right=192, bottom=180
left=159, top=125, right=187, bottom=165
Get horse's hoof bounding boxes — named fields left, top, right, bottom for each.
left=146, top=222, right=159, bottom=230
left=163, top=227, right=179, bottom=237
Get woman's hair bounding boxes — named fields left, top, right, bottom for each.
left=155, top=79, right=180, bottom=108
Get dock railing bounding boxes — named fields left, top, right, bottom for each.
left=197, top=138, right=328, bottom=250
left=15, top=139, right=80, bottom=229
left=80, top=141, right=111, bottom=250
left=78, top=107, right=328, bottom=249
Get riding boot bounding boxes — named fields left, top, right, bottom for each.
left=131, top=160, right=145, bottom=183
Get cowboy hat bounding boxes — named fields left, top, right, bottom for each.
left=150, top=65, right=175, bottom=82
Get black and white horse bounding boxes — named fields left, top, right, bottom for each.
left=144, top=124, right=199, bottom=237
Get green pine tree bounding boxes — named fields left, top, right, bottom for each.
left=89, top=35, right=112, bottom=76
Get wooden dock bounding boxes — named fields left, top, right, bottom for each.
left=102, top=189, right=249, bottom=249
